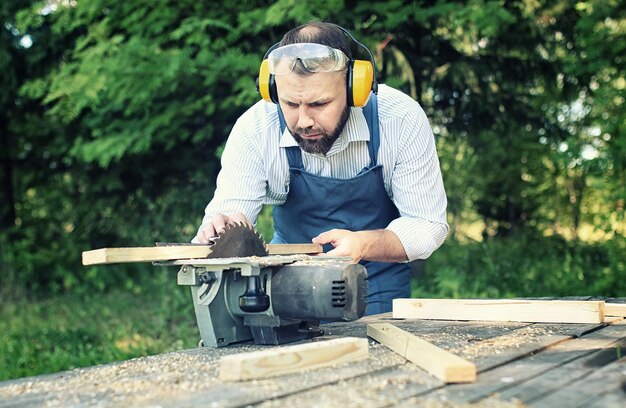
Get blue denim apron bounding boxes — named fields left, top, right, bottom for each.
left=271, top=94, right=411, bottom=314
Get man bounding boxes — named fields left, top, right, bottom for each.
left=194, top=22, right=448, bottom=314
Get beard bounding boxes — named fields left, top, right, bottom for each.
left=290, top=106, right=351, bottom=155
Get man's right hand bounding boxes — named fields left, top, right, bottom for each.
left=193, top=212, right=253, bottom=244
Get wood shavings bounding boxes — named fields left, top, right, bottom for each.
left=454, top=326, right=555, bottom=359
left=0, top=349, right=221, bottom=406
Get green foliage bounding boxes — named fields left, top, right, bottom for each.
left=1, top=0, right=621, bottom=295
left=256, top=205, right=276, bottom=243
left=415, top=233, right=626, bottom=299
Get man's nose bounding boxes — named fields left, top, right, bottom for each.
left=297, top=106, right=314, bottom=129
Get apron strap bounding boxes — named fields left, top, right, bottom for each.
left=362, top=93, right=380, bottom=167
left=277, top=93, right=380, bottom=169
left=277, top=107, right=304, bottom=169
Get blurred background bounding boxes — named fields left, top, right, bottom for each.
left=1, top=0, right=624, bottom=380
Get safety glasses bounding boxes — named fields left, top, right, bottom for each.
left=267, top=43, right=350, bottom=76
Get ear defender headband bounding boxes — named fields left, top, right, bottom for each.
left=256, top=25, right=378, bottom=108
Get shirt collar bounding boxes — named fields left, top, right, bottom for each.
left=278, top=107, right=370, bottom=156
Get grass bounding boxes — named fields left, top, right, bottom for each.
left=0, top=271, right=198, bottom=381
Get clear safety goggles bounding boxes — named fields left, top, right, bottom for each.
left=267, top=43, right=350, bottom=75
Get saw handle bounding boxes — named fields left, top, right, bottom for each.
left=239, top=276, right=270, bottom=313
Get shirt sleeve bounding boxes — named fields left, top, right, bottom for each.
left=385, top=102, right=449, bottom=261
left=195, top=109, right=268, bottom=239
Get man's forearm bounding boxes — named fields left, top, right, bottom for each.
left=357, top=229, right=408, bottom=263
left=312, top=228, right=408, bottom=263
left=386, top=218, right=448, bottom=261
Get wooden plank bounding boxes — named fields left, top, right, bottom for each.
left=587, top=391, right=626, bottom=408
left=393, top=298, right=605, bottom=324
left=82, top=246, right=212, bottom=265
left=421, top=321, right=626, bottom=404
left=604, top=303, right=626, bottom=317
left=503, top=340, right=626, bottom=405
left=528, top=355, right=626, bottom=407
left=219, top=337, right=369, bottom=381
left=266, top=243, right=322, bottom=255
left=367, top=323, right=476, bottom=383
left=82, top=243, right=323, bottom=265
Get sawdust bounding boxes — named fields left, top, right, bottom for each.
left=250, top=342, right=439, bottom=408
left=253, top=358, right=528, bottom=408
left=0, top=320, right=568, bottom=406
left=369, top=321, right=536, bottom=362
left=453, top=326, right=555, bottom=359
left=249, top=341, right=421, bottom=407
left=0, top=348, right=222, bottom=406
left=0, top=339, right=394, bottom=407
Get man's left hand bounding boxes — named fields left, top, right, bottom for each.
left=312, top=229, right=367, bottom=263
left=312, top=228, right=409, bottom=264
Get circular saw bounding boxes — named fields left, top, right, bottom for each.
left=160, top=223, right=367, bottom=347
left=207, top=222, right=268, bottom=258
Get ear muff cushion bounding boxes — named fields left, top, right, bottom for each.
left=258, top=60, right=274, bottom=103
left=346, top=60, right=355, bottom=107
left=268, top=75, right=278, bottom=103
left=350, top=60, right=374, bottom=107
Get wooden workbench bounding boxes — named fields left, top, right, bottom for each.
left=1, top=300, right=625, bottom=407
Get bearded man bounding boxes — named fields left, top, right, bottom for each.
left=194, top=22, right=448, bottom=315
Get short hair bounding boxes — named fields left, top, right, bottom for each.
left=279, top=22, right=352, bottom=76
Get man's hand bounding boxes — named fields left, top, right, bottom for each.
left=193, top=212, right=252, bottom=244
left=312, top=229, right=408, bottom=264
left=312, top=229, right=367, bottom=263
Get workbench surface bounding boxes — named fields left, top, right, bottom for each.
left=2, top=300, right=625, bottom=408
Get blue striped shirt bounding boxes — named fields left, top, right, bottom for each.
left=200, top=84, right=448, bottom=261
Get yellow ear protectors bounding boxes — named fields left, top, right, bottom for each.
left=257, top=58, right=276, bottom=104
left=256, top=25, right=378, bottom=107
left=348, top=59, right=375, bottom=108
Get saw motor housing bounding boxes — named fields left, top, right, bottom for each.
left=175, top=256, right=367, bottom=347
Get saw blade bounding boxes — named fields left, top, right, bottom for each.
left=207, top=222, right=268, bottom=258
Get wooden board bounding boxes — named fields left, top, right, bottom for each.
left=219, top=337, right=369, bottom=381
left=393, top=299, right=605, bottom=324
left=367, top=323, right=476, bottom=383
left=82, top=246, right=212, bottom=265
left=526, top=356, right=626, bottom=407
left=424, top=320, right=626, bottom=404
left=604, top=303, right=626, bottom=317
left=82, top=243, right=323, bottom=265
left=499, top=329, right=626, bottom=405
left=266, top=243, right=322, bottom=255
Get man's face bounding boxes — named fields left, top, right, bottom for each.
left=275, top=70, right=350, bottom=155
